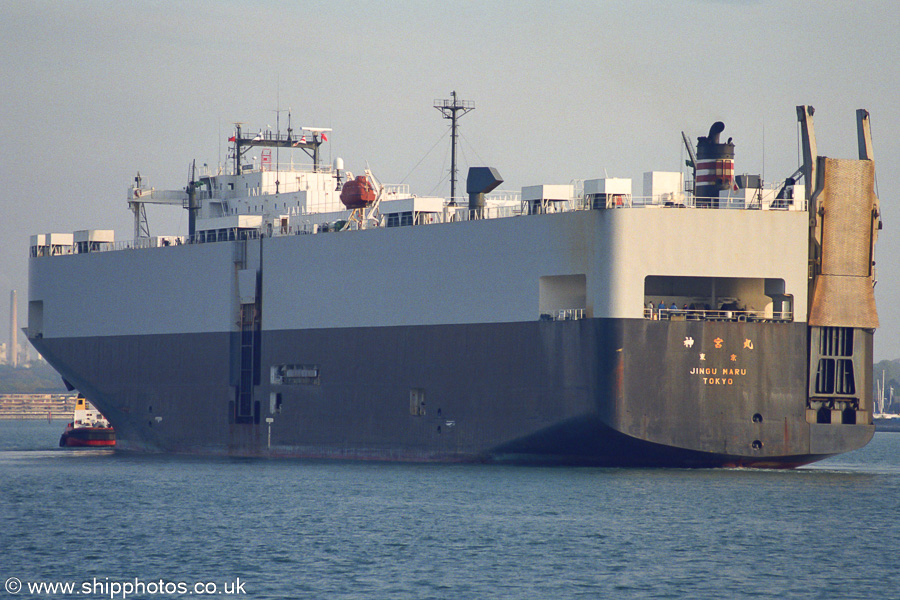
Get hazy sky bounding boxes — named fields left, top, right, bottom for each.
left=2, top=0, right=899, bottom=359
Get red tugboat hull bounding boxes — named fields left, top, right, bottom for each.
left=59, top=425, right=116, bottom=447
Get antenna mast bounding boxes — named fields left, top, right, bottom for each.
left=230, top=119, right=327, bottom=175
left=434, top=91, right=474, bottom=205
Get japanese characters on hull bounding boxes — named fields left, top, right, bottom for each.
left=686, top=335, right=754, bottom=386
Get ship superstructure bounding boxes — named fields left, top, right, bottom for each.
left=26, top=105, right=881, bottom=467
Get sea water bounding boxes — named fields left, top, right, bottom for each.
left=1, top=419, right=898, bottom=600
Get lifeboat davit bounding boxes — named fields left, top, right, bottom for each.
left=340, top=175, right=377, bottom=209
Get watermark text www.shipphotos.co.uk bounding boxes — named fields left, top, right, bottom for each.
left=4, top=576, right=247, bottom=598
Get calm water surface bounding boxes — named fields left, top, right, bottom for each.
left=1, top=419, right=898, bottom=599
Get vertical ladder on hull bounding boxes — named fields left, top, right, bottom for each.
left=234, top=304, right=260, bottom=424
left=231, top=241, right=262, bottom=425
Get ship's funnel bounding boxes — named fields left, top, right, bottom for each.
left=695, top=121, right=735, bottom=208
left=706, top=121, right=725, bottom=144
left=466, top=167, right=503, bottom=218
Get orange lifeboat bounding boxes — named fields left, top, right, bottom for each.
left=340, top=175, right=377, bottom=209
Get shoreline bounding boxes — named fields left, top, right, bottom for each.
left=0, top=393, right=77, bottom=420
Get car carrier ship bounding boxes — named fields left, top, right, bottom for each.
left=25, top=102, right=882, bottom=467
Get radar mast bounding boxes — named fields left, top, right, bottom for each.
left=434, top=91, right=474, bottom=205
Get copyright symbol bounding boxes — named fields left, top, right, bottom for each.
left=5, top=577, right=22, bottom=594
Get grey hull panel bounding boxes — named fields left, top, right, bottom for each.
left=28, top=318, right=872, bottom=466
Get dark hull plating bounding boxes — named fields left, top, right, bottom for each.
left=31, top=318, right=873, bottom=467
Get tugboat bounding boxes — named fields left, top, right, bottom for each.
left=59, top=395, right=116, bottom=447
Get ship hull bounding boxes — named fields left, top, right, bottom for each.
left=31, top=317, right=873, bottom=467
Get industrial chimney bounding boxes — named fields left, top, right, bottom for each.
left=9, top=290, right=17, bottom=367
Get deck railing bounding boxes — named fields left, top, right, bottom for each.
left=540, top=308, right=586, bottom=321
left=643, top=307, right=793, bottom=322
left=31, top=190, right=808, bottom=257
